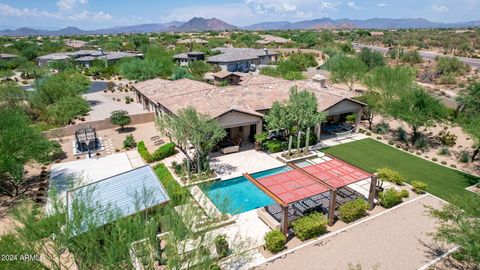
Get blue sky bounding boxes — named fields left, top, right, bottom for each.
left=0, top=0, right=479, bottom=29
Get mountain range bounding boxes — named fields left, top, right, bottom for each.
left=1, top=17, right=479, bottom=36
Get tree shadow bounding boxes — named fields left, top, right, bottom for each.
left=116, top=127, right=137, bottom=133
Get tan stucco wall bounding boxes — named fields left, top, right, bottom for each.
left=216, top=111, right=262, bottom=128
left=326, top=99, right=363, bottom=115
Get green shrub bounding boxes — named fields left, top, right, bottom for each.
left=414, top=136, right=428, bottom=150
left=376, top=167, right=404, bottom=185
left=137, top=141, right=153, bottom=162
left=432, top=157, right=438, bottom=162
left=437, top=129, right=457, bottom=147
left=153, top=164, right=189, bottom=205
left=339, top=198, right=369, bottom=223
left=375, top=121, right=389, bottom=134
left=378, top=188, right=407, bottom=208
left=411, top=181, right=428, bottom=194
left=137, top=141, right=176, bottom=163
left=152, top=143, right=176, bottom=161
left=292, top=212, right=328, bottom=241
left=397, top=127, right=408, bottom=142
left=123, top=134, right=136, bottom=149
left=400, top=189, right=410, bottom=198
left=438, top=146, right=449, bottom=155
left=266, top=139, right=283, bottom=153
left=459, top=150, right=470, bottom=163
left=214, top=235, right=229, bottom=258
left=264, top=230, right=286, bottom=253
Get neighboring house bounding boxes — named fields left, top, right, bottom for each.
left=176, top=38, right=208, bottom=45
left=37, top=50, right=141, bottom=68
left=0, top=53, right=18, bottom=60
left=212, top=70, right=242, bottom=85
left=65, top=39, right=89, bottom=48
left=255, top=35, right=291, bottom=46
left=206, top=47, right=279, bottom=72
left=172, top=51, right=205, bottom=66
left=370, top=31, right=384, bottom=36
left=133, top=75, right=365, bottom=145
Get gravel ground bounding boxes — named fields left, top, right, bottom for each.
left=256, top=195, right=451, bottom=270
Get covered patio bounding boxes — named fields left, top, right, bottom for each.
left=245, top=156, right=377, bottom=235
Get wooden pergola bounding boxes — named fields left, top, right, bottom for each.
left=245, top=156, right=377, bottom=235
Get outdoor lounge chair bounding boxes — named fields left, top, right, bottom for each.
left=154, top=139, right=165, bottom=146
left=150, top=135, right=160, bottom=141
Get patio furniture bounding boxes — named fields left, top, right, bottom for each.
left=154, top=139, right=165, bottom=146
left=221, top=145, right=239, bottom=155
left=150, top=136, right=160, bottom=141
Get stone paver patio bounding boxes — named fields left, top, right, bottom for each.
left=209, top=150, right=285, bottom=180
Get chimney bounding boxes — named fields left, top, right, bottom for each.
left=263, top=48, right=268, bottom=55
left=313, top=74, right=327, bottom=88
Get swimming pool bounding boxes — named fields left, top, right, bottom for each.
left=200, top=166, right=292, bottom=215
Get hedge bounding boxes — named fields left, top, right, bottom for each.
left=292, top=212, right=328, bottom=241
left=378, top=188, right=409, bottom=208
left=264, top=230, right=286, bottom=253
left=339, top=198, right=368, bottom=223
left=153, top=163, right=190, bottom=206
left=137, top=141, right=176, bottom=163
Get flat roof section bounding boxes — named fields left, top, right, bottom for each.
left=66, top=165, right=169, bottom=235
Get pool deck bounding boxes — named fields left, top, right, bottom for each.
left=210, top=150, right=285, bottom=180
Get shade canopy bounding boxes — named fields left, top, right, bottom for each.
left=248, top=157, right=371, bottom=206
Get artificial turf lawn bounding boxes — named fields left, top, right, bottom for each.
left=323, top=138, right=479, bottom=202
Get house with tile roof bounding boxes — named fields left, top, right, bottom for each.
left=133, top=75, right=365, bottom=148
left=37, top=50, right=142, bottom=68
left=206, top=47, right=279, bottom=72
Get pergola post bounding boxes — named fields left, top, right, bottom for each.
left=328, top=189, right=337, bottom=226
left=368, top=175, right=378, bottom=210
left=281, top=205, right=289, bottom=236
left=354, top=108, right=362, bottom=133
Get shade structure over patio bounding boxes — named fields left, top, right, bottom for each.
left=245, top=156, right=376, bottom=235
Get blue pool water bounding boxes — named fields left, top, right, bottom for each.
left=200, top=166, right=292, bottom=215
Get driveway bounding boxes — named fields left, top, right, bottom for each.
left=255, top=195, right=452, bottom=270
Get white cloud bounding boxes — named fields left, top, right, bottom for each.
left=242, top=0, right=340, bottom=20
left=0, top=1, right=113, bottom=23
left=378, top=3, right=386, bottom=7
left=347, top=2, right=363, bottom=10
left=57, top=0, right=88, bottom=11
left=433, top=4, right=449, bottom=13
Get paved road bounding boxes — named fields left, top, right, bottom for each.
left=256, top=195, right=451, bottom=270
left=354, top=44, right=480, bottom=68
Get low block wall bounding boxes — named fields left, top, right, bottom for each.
left=42, top=112, right=155, bottom=139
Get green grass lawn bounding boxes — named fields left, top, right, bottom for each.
left=323, top=138, right=479, bottom=202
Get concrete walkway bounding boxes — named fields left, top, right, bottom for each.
left=255, top=195, right=451, bottom=270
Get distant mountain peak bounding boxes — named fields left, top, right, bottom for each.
left=173, top=17, right=237, bottom=32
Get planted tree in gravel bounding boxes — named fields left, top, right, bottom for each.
left=428, top=195, right=480, bottom=265
left=0, top=108, right=54, bottom=197
left=460, top=117, right=480, bottom=162
left=329, top=55, right=367, bottom=91
left=156, top=107, right=226, bottom=175
left=360, top=66, right=416, bottom=130
left=110, top=110, right=131, bottom=131
left=387, top=86, right=446, bottom=142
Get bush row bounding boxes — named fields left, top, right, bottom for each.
left=376, top=167, right=404, bottom=185
left=137, top=141, right=176, bottom=163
